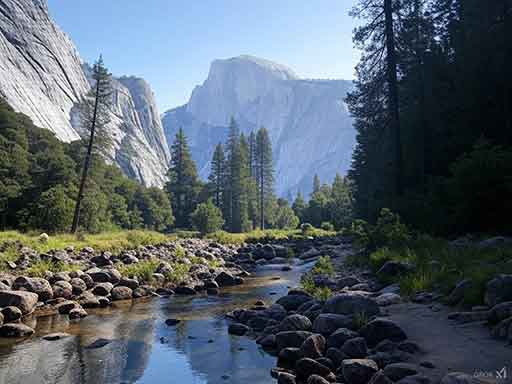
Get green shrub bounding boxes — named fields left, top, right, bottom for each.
left=117, top=259, right=160, bottom=282
left=164, top=263, right=191, bottom=284
left=312, top=256, right=336, bottom=277
left=301, top=223, right=314, bottom=235
left=321, top=222, right=335, bottom=231
left=300, top=275, right=333, bottom=301
left=372, top=208, right=411, bottom=249
left=190, top=199, right=224, bottom=235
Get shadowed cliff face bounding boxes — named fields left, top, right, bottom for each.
left=163, top=55, right=355, bottom=197
left=0, top=0, right=170, bottom=187
left=0, top=264, right=308, bottom=384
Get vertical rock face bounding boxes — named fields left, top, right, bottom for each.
left=163, top=55, right=355, bottom=197
left=0, top=0, right=170, bottom=186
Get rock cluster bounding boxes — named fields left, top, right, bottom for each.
left=0, top=238, right=247, bottom=338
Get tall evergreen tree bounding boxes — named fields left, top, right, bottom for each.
left=239, top=133, right=250, bottom=231
left=208, top=143, right=226, bottom=209
left=255, top=127, right=274, bottom=229
left=247, top=131, right=259, bottom=228
left=225, top=117, right=243, bottom=232
left=312, top=174, right=321, bottom=195
left=71, top=56, right=111, bottom=233
left=165, top=127, right=200, bottom=228
left=292, top=191, right=306, bottom=223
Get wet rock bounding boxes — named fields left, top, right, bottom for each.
left=360, top=319, right=407, bottom=346
left=56, top=300, right=78, bottom=314
left=248, top=316, right=277, bottom=331
left=0, top=290, right=38, bottom=314
left=277, top=294, right=314, bottom=311
left=485, top=274, right=512, bottom=307
left=228, top=323, right=249, bottom=336
left=207, top=288, right=219, bottom=295
left=323, top=292, right=379, bottom=317
left=375, top=340, right=397, bottom=352
left=156, top=288, right=174, bottom=296
left=420, top=361, right=435, bottom=369
left=165, top=319, right=181, bottom=326
left=295, top=357, right=332, bottom=379
left=279, top=314, right=312, bottom=332
left=342, top=337, right=367, bottom=358
left=119, top=277, right=139, bottom=290
left=326, top=327, right=359, bottom=349
left=369, top=370, right=394, bottom=384
left=12, top=276, right=53, bottom=301
left=86, top=268, right=111, bottom=283
left=307, top=374, right=330, bottom=384
left=0, top=323, right=34, bottom=338
left=377, top=261, right=415, bottom=279
left=312, top=314, right=354, bottom=335
left=69, top=307, right=88, bottom=319
left=70, top=278, right=87, bottom=295
left=43, top=332, right=71, bottom=341
left=257, top=334, right=276, bottom=348
left=77, top=292, right=100, bottom=308
left=316, top=357, right=334, bottom=370
left=300, top=334, right=326, bottom=358
left=397, top=341, right=420, bottom=354
left=92, top=282, right=113, bottom=296
left=98, top=297, right=110, bottom=307
left=276, top=331, right=313, bottom=350
left=447, top=279, right=473, bottom=305
left=111, top=286, right=133, bottom=301
left=376, top=293, right=401, bottom=306
left=278, top=347, right=302, bottom=367
left=383, top=363, right=419, bottom=381
left=91, top=253, right=112, bottom=267
left=491, top=316, right=512, bottom=342
left=326, top=347, right=346, bottom=368
left=396, top=374, right=431, bottom=384
left=341, top=359, right=379, bottom=384
left=277, top=372, right=297, bottom=384
left=264, top=304, right=288, bottom=321
left=52, top=280, right=73, bottom=299
left=1, top=306, right=22, bottom=323
left=85, top=338, right=111, bottom=349
left=106, top=269, right=121, bottom=285
left=338, top=276, right=362, bottom=288
left=80, top=274, right=94, bottom=289
left=174, top=286, right=197, bottom=295
left=215, top=271, right=239, bottom=287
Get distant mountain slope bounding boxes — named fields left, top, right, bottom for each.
left=0, top=0, right=170, bottom=186
left=163, top=55, right=355, bottom=196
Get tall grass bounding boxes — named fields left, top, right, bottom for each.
left=206, top=228, right=337, bottom=245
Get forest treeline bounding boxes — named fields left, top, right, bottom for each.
left=348, top=0, right=512, bottom=235
left=0, top=98, right=352, bottom=234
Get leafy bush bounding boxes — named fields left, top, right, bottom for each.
left=372, top=208, right=411, bottom=249
left=312, top=256, right=336, bottom=277
left=300, top=275, right=333, bottom=301
left=346, top=219, right=370, bottom=249
left=190, top=199, right=224, bottom=235
left=301, top=223, right=314, bottom=235
left=321, top=222, right=335, bottom=231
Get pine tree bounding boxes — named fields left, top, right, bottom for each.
left=247, top=131, right=259, bottom=228
left=255, top=127, right=274, bottom=229
left=225, top=117, right=243, bottom=232
left=292, top=191, right=306, bottom=223
left=71, top=56, right=112, bottom=233
left=239, top=133, right=250, bottom=231
left=165, top=127, right=200, bottom=228
left=312, top=174, right=321, bottom=195
left=208, top=143, right=226, bottom=209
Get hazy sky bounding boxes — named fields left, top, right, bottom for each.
left=47, top=0, right=360, bottom=112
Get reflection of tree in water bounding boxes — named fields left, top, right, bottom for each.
left=0, top=305, right=156, bottom=384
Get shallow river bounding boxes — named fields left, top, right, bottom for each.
left=0, top=262, right=311, bottom=384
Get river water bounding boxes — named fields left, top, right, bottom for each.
left=0, top=262, right=311, bottom=384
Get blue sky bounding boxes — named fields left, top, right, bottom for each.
left=47, top=0, right=360, bottom=112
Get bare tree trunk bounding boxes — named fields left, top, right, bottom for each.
left=71, top=78, right=101, bottom=233
left=384, top=0, right=403, bottom=196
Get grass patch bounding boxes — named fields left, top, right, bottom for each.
left=25, top=260, right=80, bottom=278
left=300, top=275, right=334, bottom=301
left=164, top=263, right=191, bottom=284
left=117, top=259, right=160, bottom=282
left=206, top=228, right=337, bottom=245
left=0, top=230, right=172, bottom=256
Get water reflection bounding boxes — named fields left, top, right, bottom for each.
left=0, top=262, right=309, bottom=384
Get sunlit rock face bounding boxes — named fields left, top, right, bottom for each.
left=163, top=55, right=355, bottom=196
left=0, top=0, right=170, bottom=186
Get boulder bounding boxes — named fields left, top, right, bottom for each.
left=313, top=314, right=354, bottom=335
left=280, top=314, right=312, bottom=332
left=69, top=307, right=88, bottom=319
left=42, top=332, right=71, bottom=341
left=369, top=370, right=394, bottom=384
left=360, top=319, right=407, bottom=346
left=78, top=292, right=101, bottom=308
left=342, top=337, right=367, bottom=358
left=86, top=268, right=111, bottom=283
left=228, top=323, right=250, bottom=336
left=12, top=277, right=53, bottom=301
left=323, top=293, right=379, bottom=317
left=441, top=372, right=486, bottom=384
left=337, top=276, right=361, bottom=289
left=491, top=317, right=512, bottom=342
left=92, top=282, right=113, bottom=296
left=119, top=277, right=139, bottom=290
left=111, top=286, right=133, bottom=301
left=264, top=304, right=288, bottom=321
left=307, top=375, right=330, bottom=384
left=485, top=274, right=512, bottom=307
left=174, top=286, right=197, bottom=295
left=258, top=334, right=276, bottom=348
left=56, top=300, right=78, bottom=314
left=327, top=328, right=359, bottom=349
left=215, top=271, right=238, bottom=287
left=299, top=334, right=326, bottom=359
left=396, top=374, right=431, bottom=384
left=165, top=319, right=181, bottom=326
left=70, top=278, right=87, bottom=295
left=277, top=372, right=297, bottom=384
left=0, top=323, right=35, bottom=337
left=1, top=306, right=22, bottom=323
left=295, top=358, right=332, bottom=379
left=326, top=347, right=346, bottom=368
left=276, top=331, right=313, bottom=350
left=278, top=347, right=302, bottom=367
left=377, top=261, right=414, bottom=279
left=341, top=359, right=379, bottom=384
left=447, top=279, right=473, bottom=305
left=277, top=294, right=314, bottom=311
left=91, top=253, right=112, bottom=267
left=0, top=290, right=38, bottom=314
left=383, top=363, right=419, bottom=381
left=52, top=280, right=73, bottom=299
left=376, top=293, right=401, bottom=306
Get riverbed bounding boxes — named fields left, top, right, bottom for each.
left=0, top=262, right=311, bottom=384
